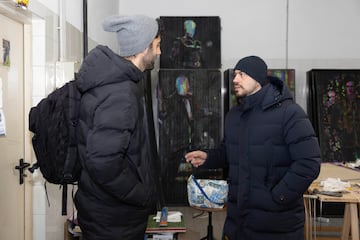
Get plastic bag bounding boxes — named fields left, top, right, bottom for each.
left=187, top=174, right=228, bottom=209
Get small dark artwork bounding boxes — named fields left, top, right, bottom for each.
left=268, top=69, right=295, bottom=99
left=2, top=39, right=10, bottom=66
left=159, top=16, right=221, bottom=69
left=308, top=69, right=360, bottom=163
left=157, top=69, right=223, bottom=205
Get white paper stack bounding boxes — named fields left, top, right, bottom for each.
left=153, top=211, right=182, bottom=223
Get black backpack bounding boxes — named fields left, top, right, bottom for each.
left=28, top=79, right=82, bottom=215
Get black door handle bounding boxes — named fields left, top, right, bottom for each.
left=14, top=158, right=30, bottom=185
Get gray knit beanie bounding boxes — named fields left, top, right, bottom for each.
left=102, top=15, right=158, bottom=57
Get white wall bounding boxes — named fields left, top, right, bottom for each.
left=34, top=0, right=119, bottom=53
left=118, top=0, right=360, bottom=110
left=289, top=0, right=360, bottom=59
left=87, top=0, right=119, bottom=51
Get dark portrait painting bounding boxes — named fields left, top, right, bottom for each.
left=157, top=69, right=223, bottom=205
left=308, top=69, right=360, bottom=163
left=159, top=16, right=221, bottom=69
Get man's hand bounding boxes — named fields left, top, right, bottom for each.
left=185, top=150, right=207, bottom=168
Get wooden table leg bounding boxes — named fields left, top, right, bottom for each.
left=341, top=203, right=359, bottom=240
left=350, top=203, right=359, bottom=240
left=341, top=204, right=351, bottom=240
left=304, top=198, right=309, bottom=240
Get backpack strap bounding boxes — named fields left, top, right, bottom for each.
left=62, top=80, right=81, bottom=215
left=63, top=80, right=81, bottom=182
left=62, top=184, right=68, bottom=215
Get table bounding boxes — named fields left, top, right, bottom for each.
left=146, top=214, right=186, bottom=240
left=307, top=163, right=360, bottom=240
left=64, top=215, right=186, bottom=240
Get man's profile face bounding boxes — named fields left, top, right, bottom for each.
left=232, top=70, right=261, bottom=97
left=142, top=36, right=161, bottom=70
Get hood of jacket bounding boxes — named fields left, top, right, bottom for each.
left=75, top=45, right=144, bottom=93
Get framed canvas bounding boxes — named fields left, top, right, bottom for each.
left=307, top=69, right=360, bottom=163
left=157, top=69, right=224, bottom=205
left=268, top=69, right=295, bottom=98
left=159, top=16, right=221, bottom=69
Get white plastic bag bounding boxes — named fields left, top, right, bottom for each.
left=187, top=174, right=228, bottom=209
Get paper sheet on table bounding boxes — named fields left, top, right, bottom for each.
left=153, top=211, right=182, bottom=223
left=320, top=177, right=351, bottom=192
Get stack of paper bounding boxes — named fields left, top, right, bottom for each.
left=320, top=177, right=351, bottom=192
left=153, top=211, right=182, bottom=223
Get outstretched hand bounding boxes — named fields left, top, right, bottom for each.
left=185, top=150, right=207, bottom=168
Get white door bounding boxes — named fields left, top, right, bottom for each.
left=0, top=13, right=29, bottom=240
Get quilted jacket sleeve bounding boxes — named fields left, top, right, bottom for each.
left=203, top=139, right=229, bottom=169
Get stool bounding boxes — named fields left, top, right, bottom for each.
left=191, top=206, right=226, bottom=240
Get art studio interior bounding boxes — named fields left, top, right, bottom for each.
left=0, top=0, right=359, bottom=240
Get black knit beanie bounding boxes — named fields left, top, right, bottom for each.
left=234, top=56, right=268, bottom=86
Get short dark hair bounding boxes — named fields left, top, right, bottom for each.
left=155, top=18, right=165, bottom=38
left=125, top=17, right=162, bottom=56
left=147, top=18, right=164, bottom=50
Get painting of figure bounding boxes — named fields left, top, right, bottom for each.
left=308, top=69, right=360, bottom=163
left=157, top=69, right=223, bottom=204
left=159, top=17, right=221, bottom=69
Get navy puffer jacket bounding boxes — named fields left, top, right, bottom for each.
left=74, top=45, right=157, bottom=240
left=204, top=77, right=321, bottom=240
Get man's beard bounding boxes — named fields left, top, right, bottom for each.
left=143, top=52, right=156, bottom=71
left=144, top=60, right=155, bottom=70
left=233, top=85, right=245, bottom=98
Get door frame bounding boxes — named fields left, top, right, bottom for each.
left=0, top=3, right=34, bottom=239
left=24, top=23, right=33, bottom=240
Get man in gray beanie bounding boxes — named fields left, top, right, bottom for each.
left=103, top=15, right=159, bottom=58
left=74, top=15, right=163, bottom=240
left=185, top=55, right=321, bottom=240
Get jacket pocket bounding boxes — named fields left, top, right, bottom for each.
left=245, top=207, right=304, bottom=232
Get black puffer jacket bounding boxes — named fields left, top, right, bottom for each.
left=74, top=45, right=157, bottom=240
left=204, top=77, right=321, bottom=240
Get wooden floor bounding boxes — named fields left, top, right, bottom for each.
left=169, top=206, right=346, bottom=240
left=309, top=219, right=346, bottom=240
left=313, top=226, right=343, bottom=240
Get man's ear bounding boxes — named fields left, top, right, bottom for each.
left=136, top=47, right=148, bottom=58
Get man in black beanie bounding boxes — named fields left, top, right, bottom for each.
left=74, top=15, right=163, bottom=240
left=186, top=55, right=321, bottom=240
